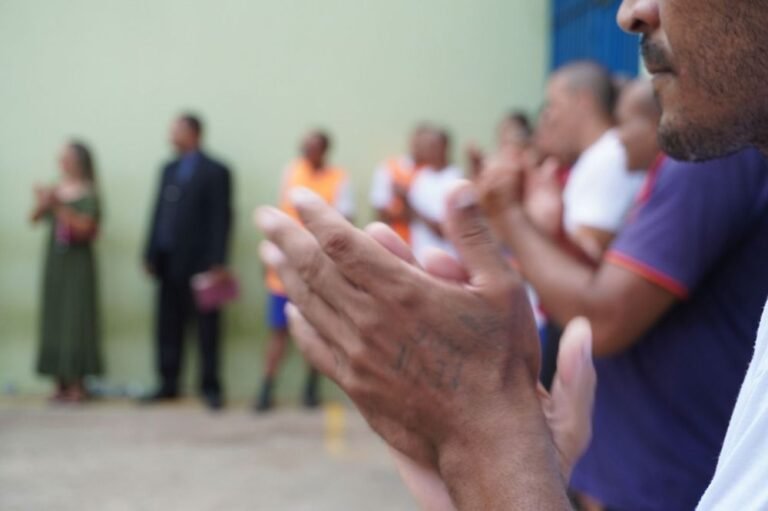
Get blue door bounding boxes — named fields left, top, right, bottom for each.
left=552, top=0, right=639, bottom=75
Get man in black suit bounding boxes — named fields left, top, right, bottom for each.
left=143, top=113, right=232, bottom=410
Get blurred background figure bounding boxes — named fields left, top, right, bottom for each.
left=256, top=130, right=354, bottom=413
left=479, top=79, right=768, bottom=511
left=369, top=123, right=431, bottom=244
left=142, top=113, right=233, bottom=411
left=406, top=128, right=464, bottom=263
left=542, top=60, right=644, bottom=260
left=467, top=111, right=533, bottom=180
left=29, top=141, right=103, bottom=404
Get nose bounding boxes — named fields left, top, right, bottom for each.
left=617, top=0, right=660, bottom=35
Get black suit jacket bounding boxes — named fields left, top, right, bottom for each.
left=144, top=152, right=233, bottom=281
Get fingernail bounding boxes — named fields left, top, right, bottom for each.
left=259, top=241, right=285, bottom=266
left=255, top=207, right=279, bottom=232
left=290, top=187, right=322, bottom=208
left=454, top=186, right=478, bottom=210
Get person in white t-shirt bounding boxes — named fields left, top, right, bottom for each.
left=406, top=129, right=464, bottom=263
left=541, top=61, right=645, bottom=261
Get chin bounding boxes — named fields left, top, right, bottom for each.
left=659, top=116, right=746, bottom=162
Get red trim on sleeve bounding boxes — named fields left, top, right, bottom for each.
left=605, top=250, right=689, bottom=300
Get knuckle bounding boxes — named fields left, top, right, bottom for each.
left=319, top=228, right=354, bottom=260
left=354, top=312, right=381, bottom=339
left=487, top=269, right=525, bottom=302
left=295, top=245, right=324, bottom=283
left=390, top=281, right=419, bottom=309
left=458, top=217, right=493, bottom=247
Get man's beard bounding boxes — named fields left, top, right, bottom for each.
left=657, top=107, right=757, bottom=162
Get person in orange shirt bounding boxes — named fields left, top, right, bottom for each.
left=369, top=124, right=432, bottom=245
left=254, top=130, right=354, bottom=412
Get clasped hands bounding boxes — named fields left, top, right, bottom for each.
left=255, top=152, right=595, bottom=508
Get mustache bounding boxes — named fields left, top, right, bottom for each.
left=640, top=35, right=674, bottom=72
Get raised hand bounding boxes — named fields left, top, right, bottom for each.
left=255, top=181, right=571, bottom=509
left=478, top=149, right=564, bottom=239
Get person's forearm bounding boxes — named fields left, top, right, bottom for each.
left=437, top=389, right=571, bottom=510
left=29, top=204, right=48, bottom=223
left=496, top=207, right=598, bottom=329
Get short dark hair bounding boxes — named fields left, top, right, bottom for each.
left=503, top=111, right=533, bottom=138
left=557, top=61, right=619, bottom=121
left=179, top=113, right=204, bottom=136
left=68, top=140, right=97, bottom=183
left=436, top=127, right=451, bottom=150
left=313, top=130, right=332, bottom=152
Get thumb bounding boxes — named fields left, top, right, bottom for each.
left=549, top=317, right=597, bottom=478
left=443, top=180, right=514, bottom=288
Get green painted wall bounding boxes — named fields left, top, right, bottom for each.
left=0, top=0, right=549, bottom=400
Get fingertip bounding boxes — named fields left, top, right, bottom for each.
left=254, top=207, right=280, bottom=232
left=564, top=317, right=593, bottom=359
left=289, top=187, right=323, bottom=209
left=556, top=317, right=594, bottom=384
left=284, top=301, right=299, bottom=319
left=446, top=179, right=478, bottom=211
left=259, top=240, right=285, bottom=266
left=363, top=221, right=392, bottom=236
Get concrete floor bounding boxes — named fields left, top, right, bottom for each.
left=0, top=399, right=416, bottom=511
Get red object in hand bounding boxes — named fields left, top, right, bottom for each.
left=191, top=270, right=240, bottom=312
left=55, top=221, right=98, bottom=246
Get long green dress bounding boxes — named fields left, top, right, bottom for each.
left=37, top=193, right=103, bottom=381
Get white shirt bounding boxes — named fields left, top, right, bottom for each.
left=562, top=129, right=645, bottom=234
left=407, top=165, right=464, bottom=263
left=334, top=179, right=355, bottom=219
left=698, top=300, right=768, bottom=510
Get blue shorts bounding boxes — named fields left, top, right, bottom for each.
left=267, top=293, right=290, bottom=330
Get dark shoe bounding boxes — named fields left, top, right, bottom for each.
left=203, top=392, right=224, bottom=411
left=253, top=379, right=274, bottom=413
left=302, top=371, right=321, bottom=409
left=139, top=388, right=179, bottom=404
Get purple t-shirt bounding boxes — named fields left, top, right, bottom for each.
left=571, top=148, right=768, bottom=511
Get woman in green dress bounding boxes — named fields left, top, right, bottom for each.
left=30, top=141, right=103, bottom=403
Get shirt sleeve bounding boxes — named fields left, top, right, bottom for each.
left=568, top=148, right=644, bottom=233
left=369, top=165, right=393, bottom=210
left=334, top=178, right=356, bottom=220
left=606, top=151, right=768, bottom=299
left=408, top=171, right=460, bottom=222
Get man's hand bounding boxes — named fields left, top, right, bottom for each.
left=255, top=182, right=571, bottom=509
left=478, top=150, right=564, bottom=239
left=388, top=318, right=594, bottom=511
left=287, top=222, right=596, bottom=510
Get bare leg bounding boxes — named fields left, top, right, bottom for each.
left=50, top=380, right=67, bottom=402
left=66, top=378, right=87, bottom=403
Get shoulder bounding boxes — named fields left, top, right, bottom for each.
left=200, top=153, right=231, bottom=177
left=163, top=159, right=179, bottom=172
left=332, top=166, right=349, bottom=181
left=578, top=130, right=626, bottom=171
left=658, top=149, right=768, bottom=197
